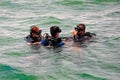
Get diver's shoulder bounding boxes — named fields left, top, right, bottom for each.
left=85, top=32, right=96, bottom=37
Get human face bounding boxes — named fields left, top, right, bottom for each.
left=77, top=30, right=85, bottom=36
left=32, top=33, right=40, bottom=38
left=55, top=32, right=60, bottom=38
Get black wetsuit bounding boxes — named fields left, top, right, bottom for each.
left=25, top=35, right=42, bottom=43
left=74, top=32, right=96, bottom=42
left=41, top=36, right=64, bottom=47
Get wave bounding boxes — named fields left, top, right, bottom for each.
left=0, top=64, right=37, bottom=80
left=76, top=73, right=107, bottom=80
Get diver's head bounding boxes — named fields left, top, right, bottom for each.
left=50, top=26, right=61, bottom=38
left=74, top=24, right=86, bottom=35
left=75, top=24, right=85, bottom=32
left=30, top=25, right=42, bottom=38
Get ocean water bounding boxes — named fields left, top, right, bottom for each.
left=0, top=0, right=120, bottom=80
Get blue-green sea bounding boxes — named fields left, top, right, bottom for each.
left=0, top=0, right=120, bottom=80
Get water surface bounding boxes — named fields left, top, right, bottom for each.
left=0, top=0, right=120, bottom=80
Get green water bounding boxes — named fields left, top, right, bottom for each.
left=0, top=0, right=120, bottom=80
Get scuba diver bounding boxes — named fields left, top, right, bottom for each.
left=41, top=26, right=65, bottom=48
left=25, top=25, right=42, bottom=45
left=72, top=23, right=96, bottom=43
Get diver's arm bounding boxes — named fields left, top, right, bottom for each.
left=32, top=42, right=40, bottom=45
left=26, top=42, right=40, bottom=45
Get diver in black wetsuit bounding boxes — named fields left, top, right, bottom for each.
left=72, top=24, right=96, bottom=42
left=41, top=26, right=65, bottom=47
left=25, top=25, right=42, bottom=45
